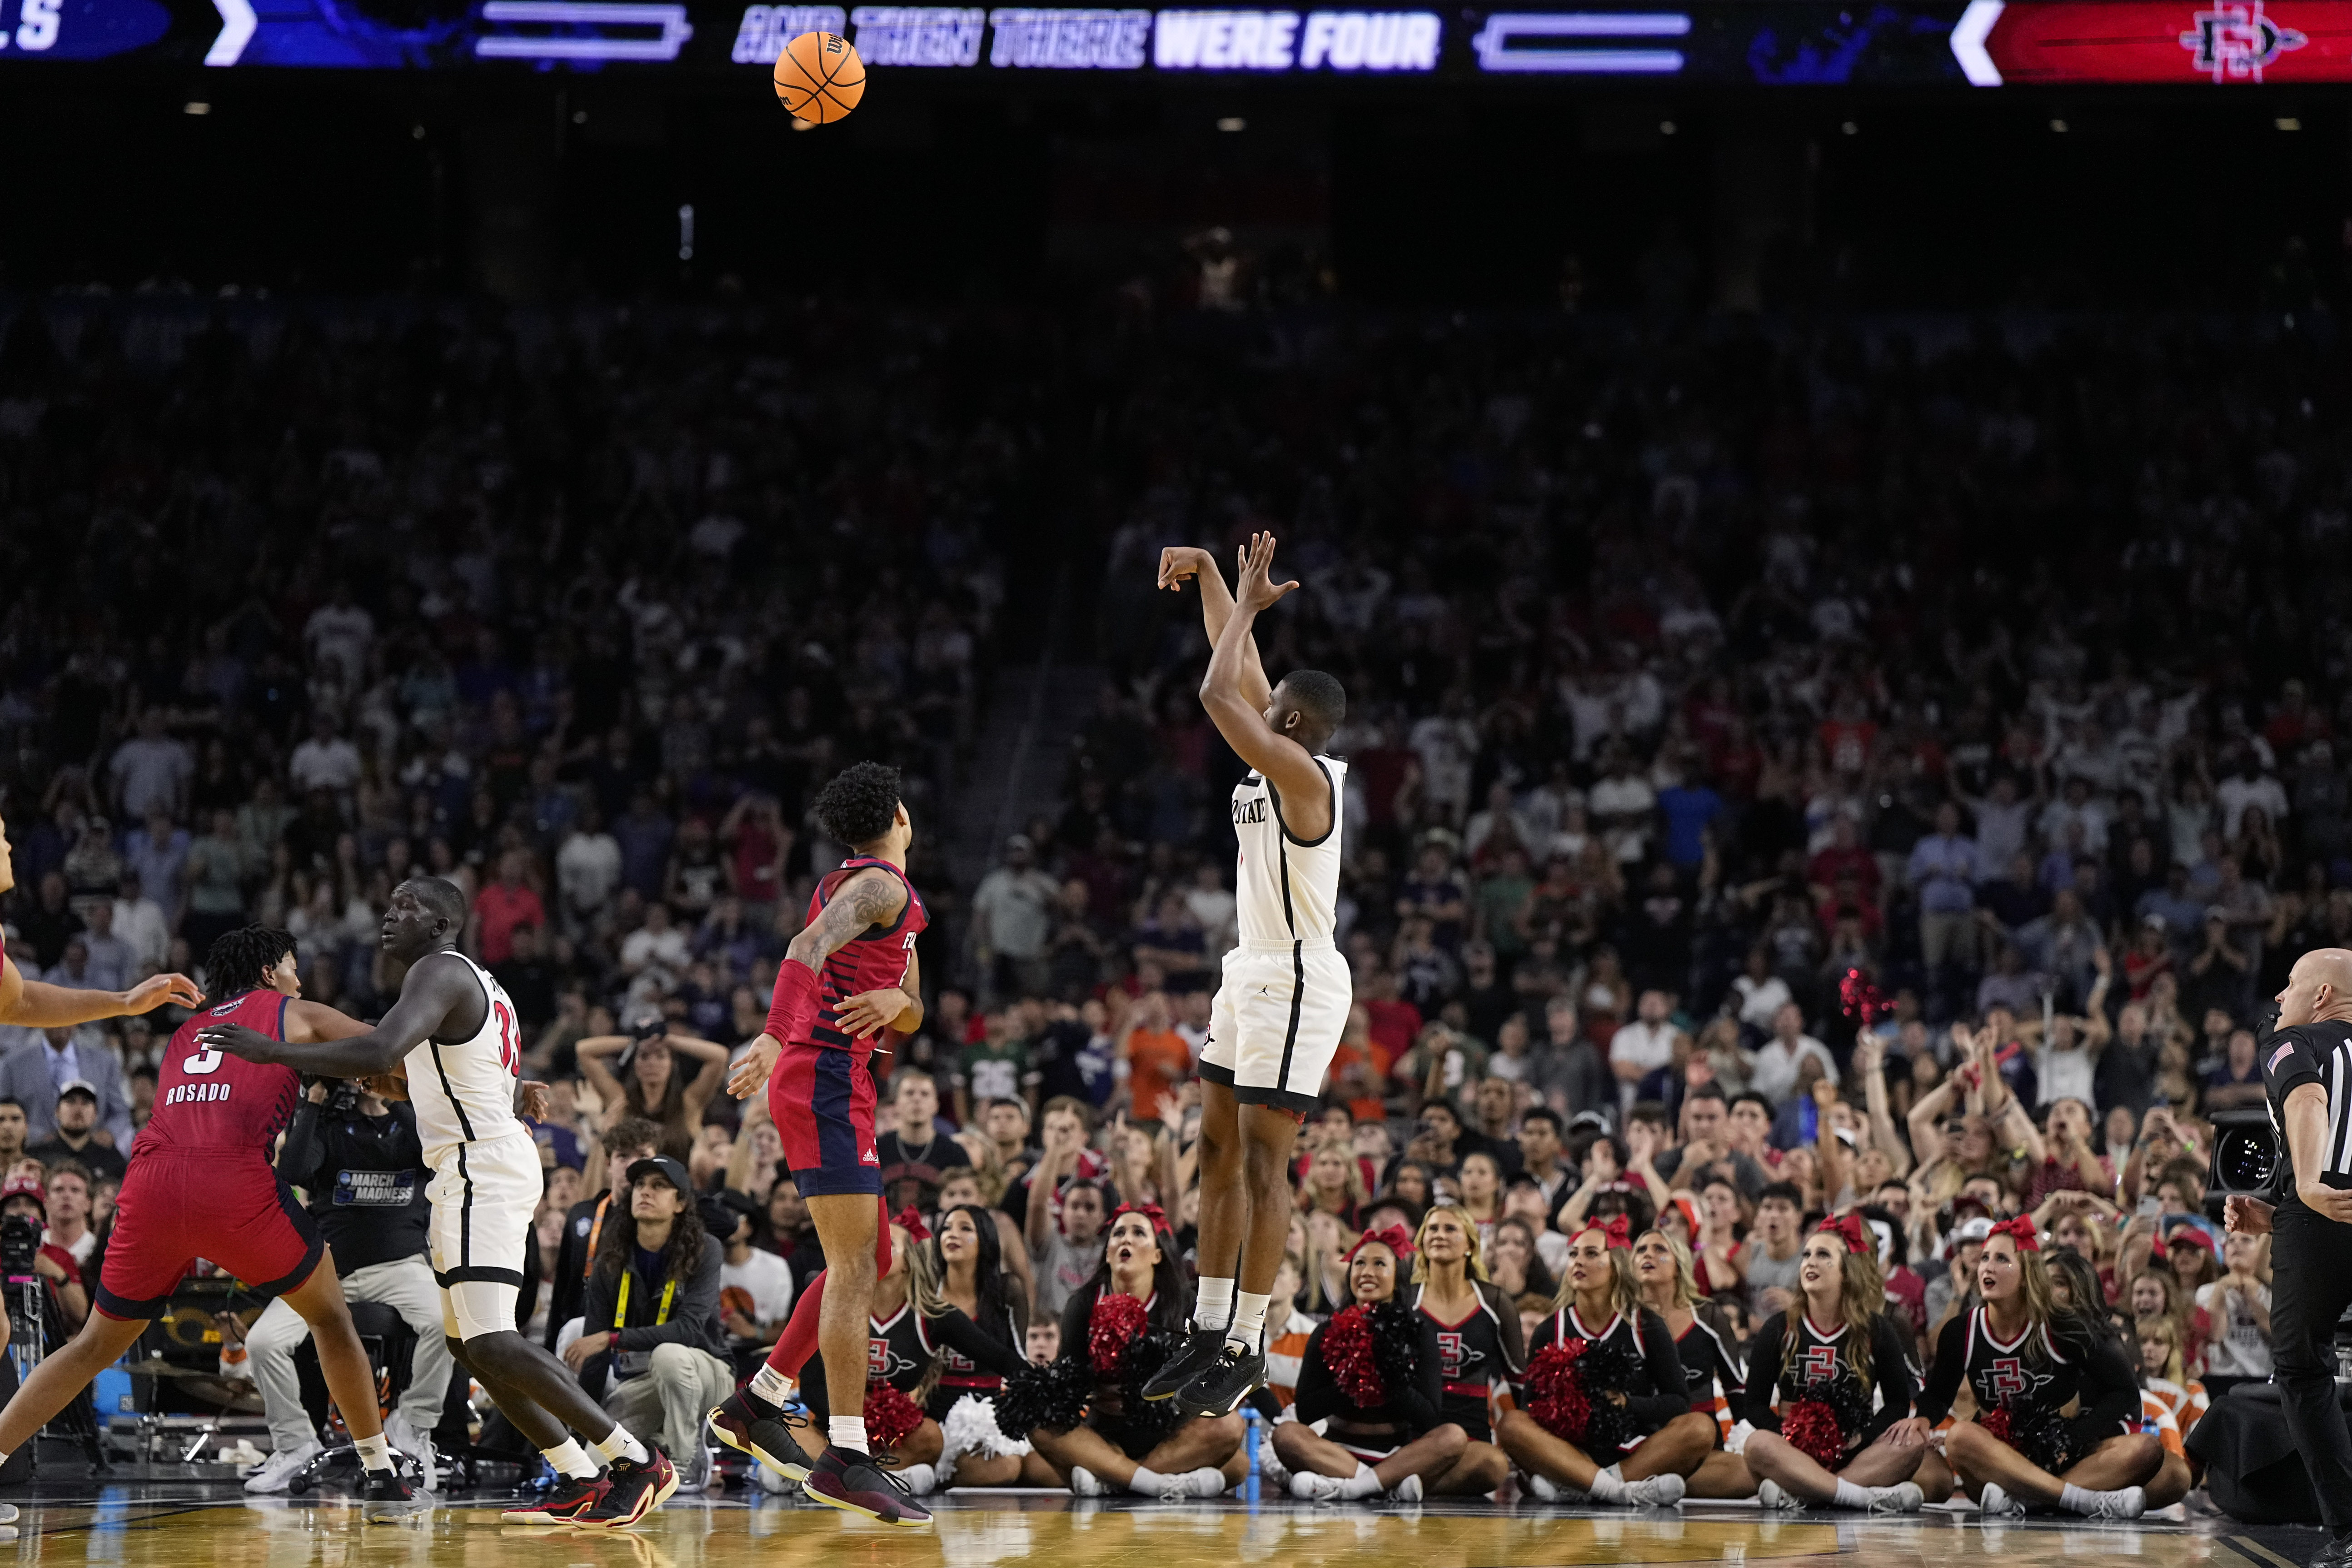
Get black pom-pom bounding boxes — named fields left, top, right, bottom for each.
left=998, top=1354, right=1093, bottom=1437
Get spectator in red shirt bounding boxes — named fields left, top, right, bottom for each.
left=1360, top=964, right=1423, bottom=1070
left=1805, top=816, right=1880, bottom=906
left=470, top=848, right=547, bottom=966
left=1, top=1173, right=86, bottom=1331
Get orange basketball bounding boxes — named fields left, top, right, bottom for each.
left=774, top=31, right=865, bottom=124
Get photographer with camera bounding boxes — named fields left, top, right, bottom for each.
left=2223, top=951, right=2352, bottom=1568
left=240, top=1076, right=450, bottom=1496
left=0, top=1174, right=87, bottom=1335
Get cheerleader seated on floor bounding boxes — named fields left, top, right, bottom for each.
left=793, top=1210, right=1033, bottom=1495
left=1011, top=1203, right=1245, bottom=1500
left=1498, top=1216, right=1716, bottom=1508
left=911, top=1204, right=1060, bottom=1490
left=1630, top=1226, right=1752, bottom=1500
left=2044, top=1248, right=2191, bottom=1512
left=1911, top=1218, right=2160, bottom=1519
left=1275, top=1225, right=1467, bottom=1503
left=1402, top=1205, right=1518, bottom=1497
left=1739, top=1215, right=1927, bottom=1513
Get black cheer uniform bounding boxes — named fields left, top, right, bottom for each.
left=1415, top=1280, right=1525, bottom=1444
left=2257, top=1017, right=2352, bottom=1535
left=1293, top=1309, right=1446, bottom=1459
left=1674, top=1310, right=1747, bottom=1444
left=1916, top=1305, right=2138, bottom=1474
left=922, top=1302, right=1026, bottom=1421
left=1739, top=1311, right=1915, bottom=1460
left=1524, top=1304, right=1692, bottom=1461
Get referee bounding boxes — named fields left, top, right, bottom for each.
left=2228, top=947, right=2352, bottom=1568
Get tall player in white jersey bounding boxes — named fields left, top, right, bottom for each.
left=199, top=877, right=679, bottom=1528
left=1145, top=533, right=1350, bottom=1418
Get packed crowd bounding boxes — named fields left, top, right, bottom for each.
left=0, top=293, right=2337, bottom=1509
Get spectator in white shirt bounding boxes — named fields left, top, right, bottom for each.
left=1609, top=989, right=1684, bottom=1109
left=107, top=711, right=191, bottom=823
left=2214, top=751, right=2290, bottom=840
left=1730, top=946, right=1794, bottom=1031
left=1750, top=1003, right=1838, bottom=1105
left=111, top=871, right=172, bottom=976
left=557, top=806, right=626, bottom=931
left=619, top=901, right=691, bottom=984
left=1588, top=747, right=1657, bottom=865
left=302, top=585, right=376, bottom=692
left=287, top=712, right=364, bottom=797
left=1408, top=693, right=1480, bottom=827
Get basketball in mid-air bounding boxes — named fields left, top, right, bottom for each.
left=774, top=31, right=865, bottom=124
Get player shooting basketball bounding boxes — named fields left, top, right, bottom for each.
left=1143, top=534, right=1350, bottom=1417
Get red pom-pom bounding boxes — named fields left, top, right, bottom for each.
left=1324, top=1305, right=1387, bottom=1407
left=1525, top=1339, right=1592, bottom=1444
left=1780, top=1399, right=1846, bottom=1469
left=1977, top=1406, right=2013, bottom=1449
left=1089, top=1292, right=1151, bottom=1379
left=863, top=1379, right=924, bottom=1452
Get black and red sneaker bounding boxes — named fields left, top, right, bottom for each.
left=803, top=1449, right=932, bottom=1528
left=708, top=1390, right=817, bottom=1481
left=576, top=1450, right=678, bottom=1530
left=501, top=1473, right=608, bottom=1524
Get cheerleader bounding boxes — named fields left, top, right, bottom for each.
left=1630, top=1227, right=1751, bottom=1500
left=795, top=1214, right=943, bottom=1476
left=1738, top=1215, right=1926, bottom=1512
left=1274, top=1225, right=1475, bottom=1502
left=911, top=1205, right=1059, bottom=1489
left=1022, top=1203, right=1244, bottom=1499
left=1499, top=1216, right=1714, bottom=1507
left=1406, top=1205, right=1518, bottom=1494
left=2044, top=1247, right=2190, bottom=1512
left=1909, top=1217, right=2160, bottom=1518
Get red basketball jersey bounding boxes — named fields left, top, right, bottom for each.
left=135, top=989, right=303, bottom=1157
left=803, top=858, right=927, bottom=1052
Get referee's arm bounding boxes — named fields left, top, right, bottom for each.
left=2287, top=1082, right=2352, bottom=1223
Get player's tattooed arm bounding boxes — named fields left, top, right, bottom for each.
left=198, top=953, right=481, bottom=1077
left=783, top=868, right=906, bottom=975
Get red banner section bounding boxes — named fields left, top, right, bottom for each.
left=1977, top=0, right=2352, bottom=82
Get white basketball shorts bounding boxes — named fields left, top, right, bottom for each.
left=1199, top=940, right=1353, bottom=1114
left=426, top=1131, right=542, bottom=1342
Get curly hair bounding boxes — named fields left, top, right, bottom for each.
left=812, top=762, right=903, bottom=849
left=205, top=926, right=298, bottom=997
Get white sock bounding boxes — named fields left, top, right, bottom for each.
left=542, top=1439, right=599, bottom=1480
left=1130, top=1465, right=1169, bottom=1494
left=1226, top=1291, right=1270, bottom=1353
left=593, top=1425, right=649, bottom=1466
left=2060, top=1483, right=2097, bottom=1514
left=353, top=1433, right=393, bottom=1473
left=1588, top=1463, right=1629, bottom=1503
left=828, top=1417, right=869, bottom=1455
left=1194, top=1277, right=1236, bottom=1333
left=749, top=1365, right=795, bottom=1409
left=1834, top=1479, right=1870, bottom=1508
left=1340, top=1462, right=1382, bottom=1499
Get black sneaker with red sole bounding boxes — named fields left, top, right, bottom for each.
left=708, top=1391, right=817, bottom=1481
left=803, top=1450, right=932, bottom=1527
left=575, top=1450, right=678, bottom=1530
left=501, top=1473, right=609, bottom=1524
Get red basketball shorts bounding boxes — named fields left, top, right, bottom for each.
left=768, top=1041, right=882, bottom=1196
left=97, top=1151, right=323, bottom=1320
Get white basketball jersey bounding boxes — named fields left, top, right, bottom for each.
left=1231, top=756, right=1346, bottom=947
left=405, top=952, right=529, bottom=1170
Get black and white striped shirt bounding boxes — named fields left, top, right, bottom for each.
left=2261, top=1022, right=2352, bottom=1198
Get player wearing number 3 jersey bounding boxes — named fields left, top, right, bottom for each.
left=201, top=878, right=678, bottom=1528
left=0, top=926, right=425, bottom=1519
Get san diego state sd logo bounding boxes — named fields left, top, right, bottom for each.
left=2180, top=0, right=2307, bottom=80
